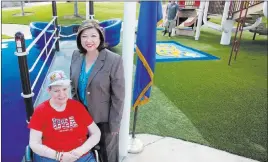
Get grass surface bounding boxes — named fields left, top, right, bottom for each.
left=129, top=28, right=267, bottom=161
left=2, top=2, right=139, bottom=25
left=2, top=34, right=13, bottom=39
left=113, top=27, right=267, bottom=161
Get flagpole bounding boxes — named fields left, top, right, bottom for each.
left=129, top=1, right=163, bottom=154
left=132, top=106, right=139, bottom=138
left=129, top=105, right=143, bottom=153
left=119, top=2, right=137, bottom=159
left=128, top=106, right=143, bottom=154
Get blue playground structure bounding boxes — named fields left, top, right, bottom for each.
left=99, top=19, right=122, bottom=47
left=29, top=19, right=122, bottom=49
left=2, top=39, right=55, bottom=162
left=29, top=22, right=55, bottom=49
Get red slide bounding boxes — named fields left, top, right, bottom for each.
left=179, top=16, right=198, bottom=27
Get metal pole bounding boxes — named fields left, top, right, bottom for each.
left=129, top=106, right=144, bottom=154
left=89, top=1, right=94, bottom=19
left=21, top=1, right=25, bottom=16
left=52, top=1, right=60, bottom=51
left=15, top=32, right=34, bottom=123
left=86, top=1, right=90, bottom=20
left=74, top=0, right=79, bottom=17
left=132, top=107, right=139, bottom=138
left=252, top=29, right=257, bottom=40
left=234, top=2, right=249, bottom=61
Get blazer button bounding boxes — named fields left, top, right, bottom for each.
left=87, top=92, right=90, bottom=95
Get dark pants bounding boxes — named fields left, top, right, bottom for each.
left=97, top=123, right=119, bottom=162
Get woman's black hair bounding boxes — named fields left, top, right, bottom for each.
left=77, top=27, right=106, bottom=54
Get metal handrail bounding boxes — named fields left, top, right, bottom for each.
left=26, top=16, right=57, bottom=53
left=31, top=37, right=59, bottom=91
left=28, top=28, right=58, bottom=73
left=14, top=2, right=60, bottom=123
left=228, top=1, right=251, bottom=65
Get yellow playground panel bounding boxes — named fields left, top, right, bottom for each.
left=155, top=41, right=219, bottom=62
left=156, top=44, right=200, bottom=58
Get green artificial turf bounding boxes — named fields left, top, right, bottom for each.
left=129, top=28, right=267, bottom=161
left=2, top=2, right=139, bottom=25
left=2, top=34, right=13, bottom=39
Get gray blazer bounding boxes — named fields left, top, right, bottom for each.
left=70, top=49, right=125, bottom=132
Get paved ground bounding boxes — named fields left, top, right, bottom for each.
left=2, top=24, right=32, bottom=39
left=123, top=134, right=259, bottom=162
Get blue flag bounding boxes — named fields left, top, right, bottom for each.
left=133, top=1, right=163, bottom=108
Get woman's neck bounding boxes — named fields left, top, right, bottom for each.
left=86, top=50, right=99, bottom=63
left=49, top=99, right=66, bottom=112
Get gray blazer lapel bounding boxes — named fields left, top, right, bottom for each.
left=86, top=49, right=107, bottom=88
left=72, top=53, right=84, bottom=92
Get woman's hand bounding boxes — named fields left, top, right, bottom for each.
left=111, top=132, right=119, bottom=135
left=69, top=149, right=84, bottom=158
left=60, top=152, right=79, bottom=162
left=111, top=128, right=120, bottom=135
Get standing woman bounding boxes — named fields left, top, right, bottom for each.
left=70, top=20, right=125, bottom=162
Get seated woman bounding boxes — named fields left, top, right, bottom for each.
left=28, top=70, right=101, bottom=162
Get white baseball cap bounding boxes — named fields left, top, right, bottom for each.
left=47, top=70, right=71, bottom=87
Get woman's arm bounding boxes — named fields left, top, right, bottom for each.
left=109, top=57, right=125, bottom=133
left=29, top=129, right=57, bottom=160
left=71, top=122, right=101, bottom=156
left=70, top=50, right=79, bottom=100
left=30, top=129, right=80, bottom=161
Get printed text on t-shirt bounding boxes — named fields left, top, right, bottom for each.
left=52, top=116, right=78, bottom=132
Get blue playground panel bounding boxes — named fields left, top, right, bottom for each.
left=155, top=41, right=219, bottom=62
left=29, top=22, right=56, bottom=49
left=30, top=19, right=122, bottom=49
left=99, top=19, right=122, bottom=47
left=1, top=39, right=54, bottom=161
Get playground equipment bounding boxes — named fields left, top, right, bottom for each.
left=172, top=10, right=198, bottom=37
left=29, top=22, right=56, bottom=49
left=2, top=8, right=59, bottom=161
left=99, top=19, right=122, bottom=47
left=164, top=0, right=266, bottom=65
left=249, top=22, right=268, bottom=40
left=30, top=19, right=122, bottom=49
left=171, top=1, right=200, bottom=37
left=192, top=1, right=266, bottom=65
left=195, top=1, right=265, bottom=45
left=170, top=1, right=213, bottom=37
left=227, top=1, right=266, bottom=65
left=249, top=1, right=268, bottom=40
